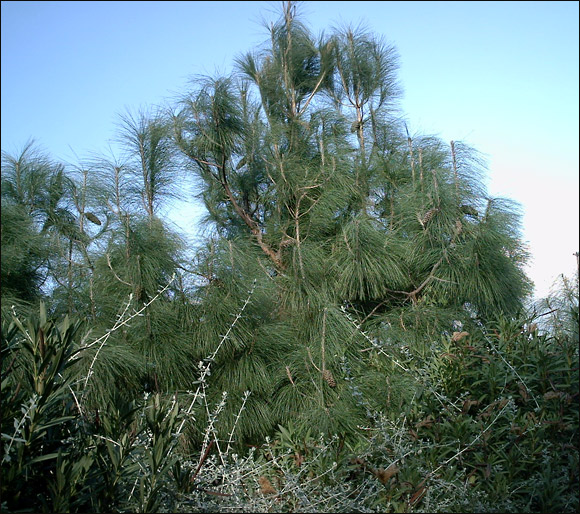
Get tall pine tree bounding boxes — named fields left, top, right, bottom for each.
left=171, top=1, right=532, bottom=444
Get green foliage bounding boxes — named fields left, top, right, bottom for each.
left=0, top=202, right=48, bottom=304
left=1, top=2, right=576, bottom=512
left=1, top=302, right=84, bottom=511
left=534, top=271, right=579, bottom=344
left=116, top=108, right=180, bottom=218
left=332, top=214, right=407, bottom=300
left=1, top=274, right=578, bottom=513
left=2, top=304, right=193, bottom=513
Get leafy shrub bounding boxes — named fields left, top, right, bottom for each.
left=2, top=296, right=577, bottom=513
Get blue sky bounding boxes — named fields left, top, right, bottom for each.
left=2, top=0, right=578, bottom=299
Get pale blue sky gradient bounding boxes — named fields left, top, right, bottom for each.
left=2, top=1, right=578, bottom=299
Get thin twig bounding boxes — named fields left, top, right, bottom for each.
left=341, top=307, right=462, bottom=413
left=226, top=390, right=251, bottom=454
left=425, top=397, right=513, bottom=480
left=176, top=279, right=257, bottom=436
left=106, top=253, right=132, bottom=286
left=81, top=274, right=176, bottom=396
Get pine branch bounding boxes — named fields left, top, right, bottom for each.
left=218, top=155, right=283, bottom=269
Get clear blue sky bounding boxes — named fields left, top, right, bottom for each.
left=2, top=1, right=578, bottom=299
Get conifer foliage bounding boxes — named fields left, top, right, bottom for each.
left=168, top=0, right=532, bottom=441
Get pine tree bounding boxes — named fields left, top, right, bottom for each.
left=1, top=141, right=61, bottom=309
left=171, top=1, right=532, bottom=445
left=81, top=109, right=198, bottom=399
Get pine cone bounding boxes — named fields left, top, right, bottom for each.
left=322, top=369, right=336, bottom=387
left=454, top=219, right=463, bottom=234
left=84, top=212, right=101, bottom=225
left=421, top=207, right=440, bottom=225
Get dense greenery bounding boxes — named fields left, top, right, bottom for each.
left=1, top=2, right=578, bottom=512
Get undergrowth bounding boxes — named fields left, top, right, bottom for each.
left=1, top=286, right=578, bottom=513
